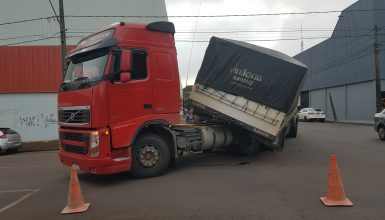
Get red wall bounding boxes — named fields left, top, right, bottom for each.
left=0, top=45, right=75, bottom=93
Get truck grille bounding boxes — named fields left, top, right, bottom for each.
left=63, top=144, right=88, bottom=155
left=61, top=132, right=89, bottom=155
left=58, top=106, right=90, bottom=125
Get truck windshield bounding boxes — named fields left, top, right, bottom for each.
left=61, top=50, right=109, bottom=91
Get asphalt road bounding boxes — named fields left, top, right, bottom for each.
left=0, top=122, right=384, bottom=220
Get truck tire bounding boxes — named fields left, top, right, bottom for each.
left=227, top=130, right=260, bottom=156
left=131, top=134, right=170, bottom=178
left=286, top=119, right=298, bottom=138
left=378, top=125, right=385, bottom=141
left=262, top=131, right=285, bottom=151
left=271, top=131, right=285, bottom=150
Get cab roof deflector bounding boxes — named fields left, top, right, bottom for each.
left=146, top=21, right=175, bottom=34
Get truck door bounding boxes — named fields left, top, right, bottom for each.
left=107, top=49, right=153, bottom=148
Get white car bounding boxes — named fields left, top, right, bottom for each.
left=0, top=128, right=22, bottom=153
left=298, top=108, right=326, bottom=122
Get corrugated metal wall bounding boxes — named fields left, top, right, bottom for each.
left=326, top=86, right=346, bottom=121
left=346, top=81, right=376, bottom=121
left=0, top=0, right=168, bottom=93
left=309, top=80, right=378, bottom=123
left=0, top=46, right=75, bottom=93
left=295, top=0, right=385, bottom=91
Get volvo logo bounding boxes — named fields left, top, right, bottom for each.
left=69, top=112, right=76, bottom=121
left=65, top=110, right=81, bottom=123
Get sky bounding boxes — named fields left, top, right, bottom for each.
left=164, top=0, right=358, bottom=87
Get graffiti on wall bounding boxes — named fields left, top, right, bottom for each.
left=0, top=109, right=57, bottom=129
left=19, top=113, right=57, bottom=128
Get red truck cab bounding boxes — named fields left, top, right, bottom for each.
left=58, top=21, right=180, bottom=177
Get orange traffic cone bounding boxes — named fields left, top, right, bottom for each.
left=320, top=155, right=353, bottom=206
left=61, top=165, right=91, bottom=214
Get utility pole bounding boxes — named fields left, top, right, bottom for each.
left=59, top=0, right=68, bottom=79
left=374, top=25, right=382, bottom=112
left=300, top=21, right=304, bottom=52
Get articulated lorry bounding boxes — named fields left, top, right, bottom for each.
left=58, top=21, right=307, bottom=178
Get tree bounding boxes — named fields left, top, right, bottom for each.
left=182, top=85, right=193, bottom=108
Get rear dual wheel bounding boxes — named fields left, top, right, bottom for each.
left=227, top=130, right=260, bottom=156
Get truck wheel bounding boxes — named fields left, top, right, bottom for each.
left=228, top=130, right=260, bottom=156
left=286, top=119, right=298, bottom=138
left=131, top=134, right=170, bottom=178
left=268, top=131, right=285, bottom=151
left=378, top=126, right=385, bottom=141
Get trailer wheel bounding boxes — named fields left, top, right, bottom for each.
left=286, top=118, right=298, bottom=138
left=270, top=131, right=285, bottom=150
left=228, top=130, right=260, bottom=156
left=131, top=134, right=170, bottom=178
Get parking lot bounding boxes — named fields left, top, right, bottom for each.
left=0, top=122, right=384, bottom=220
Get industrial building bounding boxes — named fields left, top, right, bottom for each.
left=0, top=0, right=168, bottom=143
left=295, top=0, right=385, bottom=123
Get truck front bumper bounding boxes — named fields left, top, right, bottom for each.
left=59, top=150, right=131, bottom=174
left=58, top=127, right=132, bottom=175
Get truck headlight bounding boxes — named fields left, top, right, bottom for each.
left=90, top=131, right=99, bottom=149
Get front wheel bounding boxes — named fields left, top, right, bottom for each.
left=378, top=126, right=385, bottom=141
left=131, top=134, right=170, bottom=178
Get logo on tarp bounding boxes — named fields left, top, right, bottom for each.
left=230, top=66, right=263, bottom=89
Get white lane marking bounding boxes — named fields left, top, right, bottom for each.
left=0, top=189, right=40, bottom=213
left=0, top=163, right=58, bottom=169
left=2, top=152, right=58, bottom=159
left=0, top=189, right=37, bottom=194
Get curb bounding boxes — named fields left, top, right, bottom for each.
left=21, top=140, right=59, bottom=152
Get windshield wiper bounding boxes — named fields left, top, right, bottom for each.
left=76, top=77, right=92, bottom=88
left=61, top=81, right=71, bottom=91
left=74, top=76, right=89, bottom=82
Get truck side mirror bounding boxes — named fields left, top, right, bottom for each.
left=120, top=50, right=132, bottom=73
left=120, top=72, right=131, bottom=83
left=119, top=50, right=132, bottom=83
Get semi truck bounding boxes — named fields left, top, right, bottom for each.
left=58, top=21, right=307, bottom=178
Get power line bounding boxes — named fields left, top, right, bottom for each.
left=66, top=27, right=381, bottom=35
left=48, top=0, right=59, bottom=22
left=2, top=8, right=385, bottom=27
left=0, top=36, right=58, bottom=46
left=3, top=26, right=380, bottom=43
left=174, top=33, right=385, bottom=43
left=0, top=33, right=55, bottom=41
left=64, top=8, right=385, bottom=18
left=0, top=35, right=80, bottom=47
left=0, top=17, right=54, bottom=26
left=2, top=33, right=384, bottom=47
left=175, top=27, right=381, bottom=34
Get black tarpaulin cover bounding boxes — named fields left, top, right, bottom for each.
left=195, top=37, right=307, bottom=113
